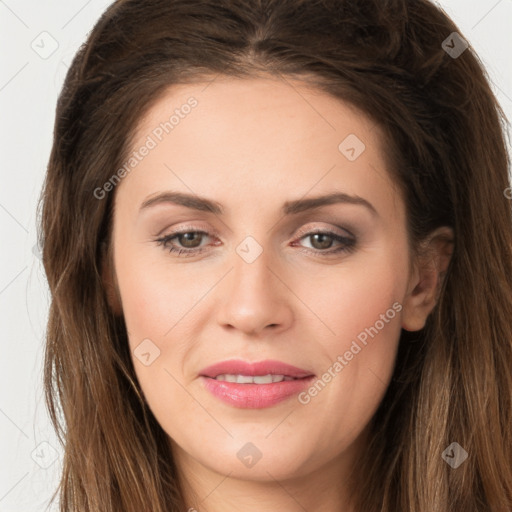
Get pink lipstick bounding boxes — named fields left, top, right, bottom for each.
left=199, top=359, right=315, bottom=409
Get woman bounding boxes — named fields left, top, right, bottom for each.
left=39, top=0, right=512, bottom=510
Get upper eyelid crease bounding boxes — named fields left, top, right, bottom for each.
left=139, top=191, right=378, bottom=217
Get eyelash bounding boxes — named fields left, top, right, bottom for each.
left=155, top=227, right=356, bottom=258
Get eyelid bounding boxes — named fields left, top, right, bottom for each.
left=154, top=222, right=216, bottom=238
left=293, top=223, right=356, bottom=240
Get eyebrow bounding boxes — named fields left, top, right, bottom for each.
left=139, top=191, right=378, bottom=217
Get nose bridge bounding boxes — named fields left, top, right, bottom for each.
left=233, top=238, right=273, bottom=295
left=215, top=236, right=292, bottom=334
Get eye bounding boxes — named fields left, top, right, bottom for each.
left=293, top=228, right=356, bottom=255
left=155, top=229, right=213, bottom=257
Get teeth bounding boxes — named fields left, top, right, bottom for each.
left=237, top=375, right=255, bottom=384
left=213, top=374, right=295, bottom=384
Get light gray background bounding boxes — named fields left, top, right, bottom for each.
left=1, top=1, right=511, bottom=510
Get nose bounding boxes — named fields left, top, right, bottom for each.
left=215, top=246, right=294, bottom=336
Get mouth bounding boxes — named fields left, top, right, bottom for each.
left=199, top=359, right=315, bottom=409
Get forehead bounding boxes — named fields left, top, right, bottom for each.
left=119, top=76, right=402, bottom=221
left=132, top=75, right=379, bottom=151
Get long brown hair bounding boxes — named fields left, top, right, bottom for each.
left=39, top=0, right=512, bottom=510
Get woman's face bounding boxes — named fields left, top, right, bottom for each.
left=110, top=76, right=419, bottom=486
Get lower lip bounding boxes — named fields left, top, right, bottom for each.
left=200, top=376, right=315, bottom=409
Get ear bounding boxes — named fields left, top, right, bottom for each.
left=101, top=240, right=123, bottom=316
left=401, top=226, right=454, bottom=332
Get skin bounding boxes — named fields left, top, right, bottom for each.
left=105, top=75, right=453, bottom=512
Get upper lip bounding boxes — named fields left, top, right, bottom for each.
left=199, top=359, right=314, bottom=379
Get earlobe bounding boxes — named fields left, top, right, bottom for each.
left=101, top=241, right=123, bottom=316
left=401, top=226, right=454, bottom=332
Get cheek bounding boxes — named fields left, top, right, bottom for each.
left=302, top=246, right=406, bottom=352
left=291, top=249, right=405, bottom=440
left=113, top=245, right=209, bottom=403
left=114, top=254, right=198, bottom=431
left=115, top=244, right=200, bottom=343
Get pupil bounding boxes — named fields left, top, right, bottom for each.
left=312, top=233, right=332, bottom=249
left=181, top=232, right=201, bottom=247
